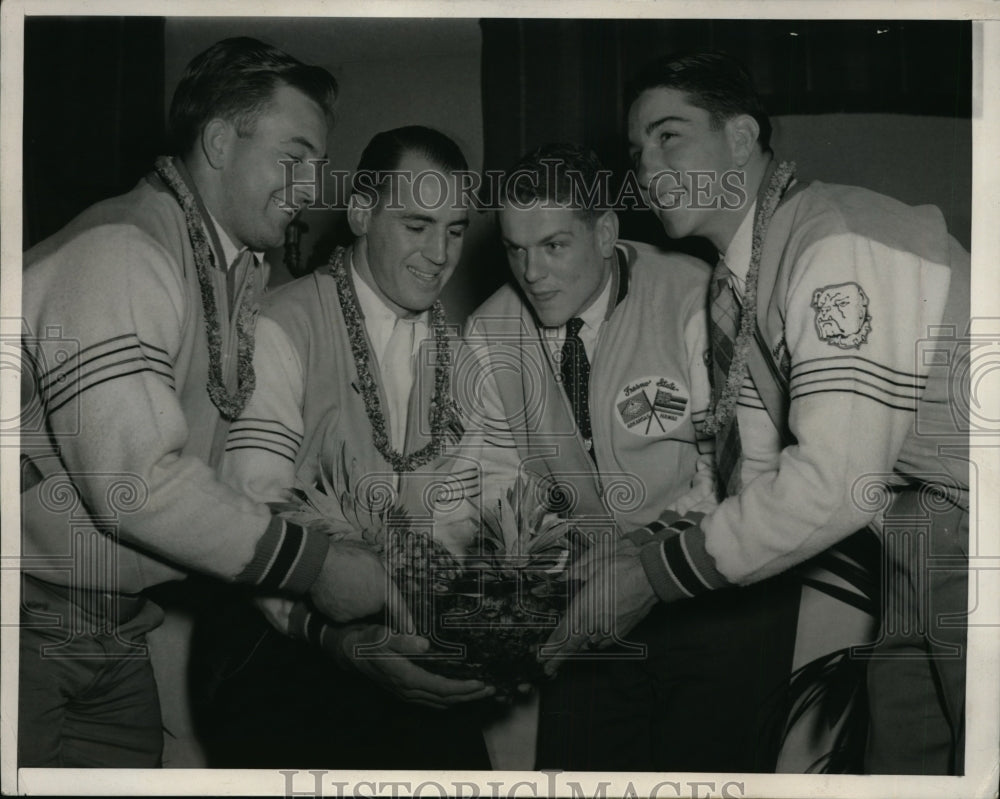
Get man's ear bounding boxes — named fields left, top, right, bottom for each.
left=347, top=194, right=372, bottom=237
left=200, top=118, right=233, bottom=170
left=595, top=210, right=619, bottom=258
left=727, top=114, right=761, bottom=168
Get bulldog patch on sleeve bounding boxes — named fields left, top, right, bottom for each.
left=616, top=376, right=689, bottom=437
left=810, top=282, right=872, bottom=349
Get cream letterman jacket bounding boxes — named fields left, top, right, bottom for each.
left=636, top=178, right=970, bottom=597
left=464, top=241, right=716, bottom=530
left=20, top=162, right=327, bottom=595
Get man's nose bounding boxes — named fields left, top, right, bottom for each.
left=292, top=180, right=317, bottom=208
left=283, top=163, right=320, bottom=209
left=635, top=151, right=656, bottom=195
left=423, top=230, right=448, bottom=266
left=523, top=250, right=545, bottom=283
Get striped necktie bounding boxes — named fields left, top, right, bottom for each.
left=560, top=317, right=595, bottom=461
left=709, top=257, right=743, bottom=499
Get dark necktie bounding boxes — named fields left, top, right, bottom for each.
left=560, top=317, right=594, bottom=460
left=709, top=258, right=743, bottom=499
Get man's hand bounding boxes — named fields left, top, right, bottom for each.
left=540, top=536, right=659, bottom=676
left=327, top=624, right=496, bottom=709
left=308, top=540, right=393, bottom=623
left=253, top=594, right=297, bottom=635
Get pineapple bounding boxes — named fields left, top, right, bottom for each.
left=387, top=473, right=582, bottom=698
left=269, top=443, right=395, bottom=548
left=275, top=449, right=581, bottom=698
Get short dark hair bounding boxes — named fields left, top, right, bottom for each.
left=351, top=125, right=468, bottom=202
left=501, top=142, right=609, bottom=222
left=167, top=37, right=338, bottom=156
left=627, top=51, right=772, bottom=152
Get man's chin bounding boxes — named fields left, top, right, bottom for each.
left=394, top=292, right=437, bottom=317
left=252, top=232, right=288, bottom=252
left=253, top=217, right=297, bottom=251
left=533, top=310, right=568, bottom=328
left=654, top=211, right=690, bottom=240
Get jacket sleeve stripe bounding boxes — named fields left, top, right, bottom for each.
left=638, top=540, right=691, bottom=601
left=677, top=524, right=729, bottom=589
left=232, top=416, right=303, bottom=440
left=224, top=443, right=296, bottom=464
left=39, top=335, right=172, bottom=390
left=46, top=357, right=175, bottom=406
left=657, top=543, right=695, bottom=598
left=39, top=334, right=178, bottom=410
left=638, top=515, right=731, bottom=603
left=791, top=366, right=926, bottom=393
left=46, top=366, right=175, bottom=415
left=259, top=522, right=306, bottom=592
left=227, top=424, right=303, bottom=447
left=660, top=533, right=713, bottom=596
left=791, top=386, right=921, bottom=412
left=225, top=431, right=300, bottom=455
left=238, top=517, right=327, bottom=595
left=791, top=353, right=924, bottom=381
left=791, top=374, right=923, bottom=403
left=37, top=332, right=133, bottom=381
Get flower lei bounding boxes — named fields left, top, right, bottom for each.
left=329, top=246, right=459, bottom=473
left=702, top=160, right=796, bottom=435
left=154, top=156, right=258, bottom=421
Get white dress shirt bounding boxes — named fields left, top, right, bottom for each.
left=206, top=211, right=262, bottom=270
left=351, top=256, right=429, bottom=450
left=541, top=264, right=614, bottom=364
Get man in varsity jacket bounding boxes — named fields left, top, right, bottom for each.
left=18, top=39, right=391, bottom=767
left=546, top=52, right=970, bottom=775
left=463, top=143, right=802, bottom=771
left=209, top=126, right=494, bottom=769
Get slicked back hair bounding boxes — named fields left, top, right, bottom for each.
left=501, top=142, right=610, bottom=223
left=351, top=125, right=469, bottom=204
left=627, top=51, right=772, bottom=152
left=167, top=36, right=338, bottom=156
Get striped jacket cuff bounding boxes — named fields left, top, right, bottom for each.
left=625, top=509, right=683, bottom=545
left=288, top=600, right=328, bottom=648
left=639, top=520, right=731, bottom=602
left=237, top=517, right=328, bottom=595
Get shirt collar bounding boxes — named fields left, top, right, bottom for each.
left=721, top=199, right=756, bottom=282
left=349, top=249, right=429, bottom=336
left=350, top=251, right=429, bottom=371
left=578, top=263, right=615, bottom=333
left=205, top=210, right=263, bottom=271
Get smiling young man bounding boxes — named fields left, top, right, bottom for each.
left=547, top=52, right=970, bottom=775
left=463, top=143, right=802, bottom=771
left=17, top=38, right=391, bottom=768
left=207, top=126, right=494, bottom=769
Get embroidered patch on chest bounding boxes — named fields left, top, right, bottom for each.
left=615, top=375, right=689, bottom=437
left=810, top=282, right=872, bottom=349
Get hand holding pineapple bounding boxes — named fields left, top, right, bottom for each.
left=322, top=623, right=496, bottom=709
left=540, top=535, right=658, bottom=675
left=278, top=445, right=586, bottom=695
left=253, top=594, right=297, bottom=635
left=308, top=539, right=399, bottom=623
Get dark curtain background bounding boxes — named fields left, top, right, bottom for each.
left=21, top=17, right=972, bottom=295
left=23, top=17, right=165, bottom=249
left=480, top=18, right=972, bottom=289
